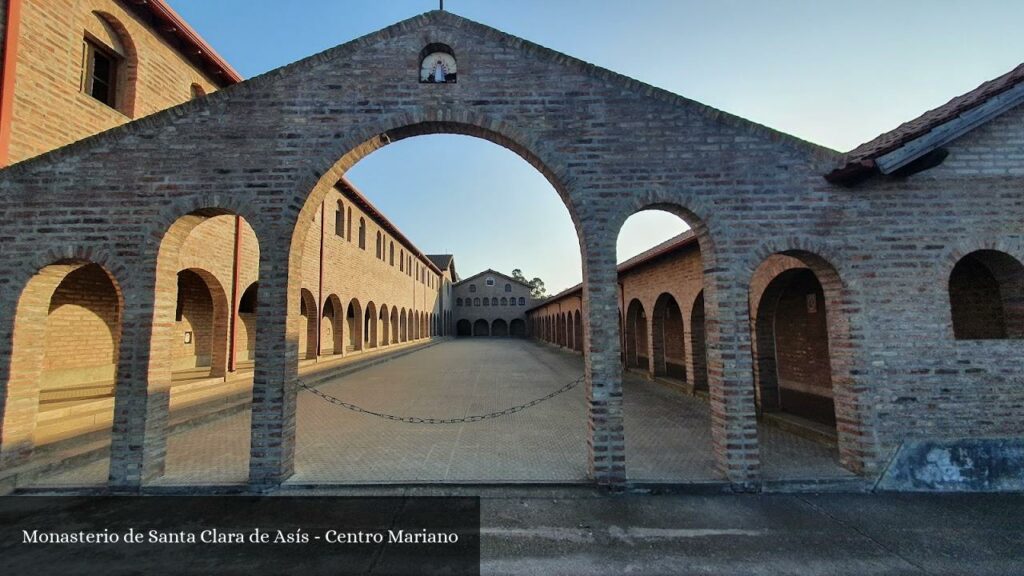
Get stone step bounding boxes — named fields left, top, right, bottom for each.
left=760, top=411, right=838, bottom=446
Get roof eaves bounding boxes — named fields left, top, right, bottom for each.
left=140, top=0, right=243, bottom=85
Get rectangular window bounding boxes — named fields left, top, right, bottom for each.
left=83, top=39, right=118, bottom=108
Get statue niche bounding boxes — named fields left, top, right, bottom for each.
left=419, top=44, right=457, bottom=83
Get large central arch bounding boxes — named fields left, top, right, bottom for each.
left=253, top=117, right=602, bottom=486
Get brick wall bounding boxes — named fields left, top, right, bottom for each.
left=452, top=272, right=531, bottom=335
left=6, top=0, right=221, bottom=165
left=301, top=186, right=446, bottom=351
left=42, top=264, right=120, bottom=387
left=2, top=11, right=1024, bottom=488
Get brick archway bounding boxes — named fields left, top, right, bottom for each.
left=322, top=294, right=344, bottom=356
left=624, top=299, right=647, bottom=370
left=1, top=261, right=124, bottom=474
left=748, top=248, right=872, bottom=475
left=262, top=113, right=610, bottom=488
left=651, top=293, right=685, bottom=380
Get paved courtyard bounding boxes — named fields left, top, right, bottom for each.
left=32, top=339, right=850, bottom=487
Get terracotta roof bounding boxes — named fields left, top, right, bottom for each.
left=125, top=0, right=243, bottom=87
left=526, top=230, right=698, bottom=311
left=827, top=62, right=1024, bottom=184
left=617, top=230, right=697, bottom=275
left=337, top=177, right=442, bottom=275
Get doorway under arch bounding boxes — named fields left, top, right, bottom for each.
left=2, top=261, right=124, bottom=486
left=624, top=299, right=648, bottom=371
left=473, top=319, right=490, bottom=337
left=492, top=318, right=509, bottom=337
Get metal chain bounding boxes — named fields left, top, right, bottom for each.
left=297, top=375, right=584, bottom=424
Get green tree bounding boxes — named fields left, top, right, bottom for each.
left=529, top=277, right=546, bottom=299
left=512, top=269, right=546, bottom=298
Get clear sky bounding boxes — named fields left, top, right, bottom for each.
left=169, top=0, right=1024, bottom=293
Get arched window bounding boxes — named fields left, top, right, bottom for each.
left=358, top=218, right=366, bottom=249
left=83, top=13, right=136, bottom=115
left=949, top=250, right=1024, bottom=339
left=347, top=208, right=352, bottom=241
left=505, top=283, right=512, bottom=292
left=474, top=297, right=481, bottom=306
left=469, top=284, right=477, bottom=292
left=375, top=231, right=382, bottom=258
left=500, top=297, right=508, bottom=306
left=456, top=297, right=463, bottom=306
left=400, top=250, right=404, bottom=271
left=483, top=298, right=490, bottom=307
left=189, top=83, right=206, bottom=99
left=519, top=297, right=526, bottom=306
left=390, top=242, right=395, bottom=265
left=335, top=201, right=344, bottom=237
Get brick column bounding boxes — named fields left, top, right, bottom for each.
left=703, top=273, right=761, bottom=488
left=583, top=241, right=626, bottom=489
left=248, top=248, right=296, bottom=487
left=109, top=275, right=169, bottom=489
left=647, top=302, right=659, bottom=379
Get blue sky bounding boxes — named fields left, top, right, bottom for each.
left=170, top=0, right=1024, bottom=293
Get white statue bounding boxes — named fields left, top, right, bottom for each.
left=433, top=59, right=446, bottom=83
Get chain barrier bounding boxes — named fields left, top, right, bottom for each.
left=297, top=375, right=584, bottom=424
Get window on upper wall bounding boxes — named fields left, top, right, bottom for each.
left=474, top=298, right=481, bottom=306
left=390, top=242, right=395, bottom=265
left=358, top=218, right=366, bottom=249
left=505, top=284, right=512, bottom=292
left=400, top=250, right=404, bottom=271
left=486, top=277, right=495, bottom=286
left=335, top=202, right=344, bottom=237
left=457, top=298, right=463, bottom=306
left=519, top=297, right=526, bottom=305
left=501, top=297, right=508, bottom=306
left=189, top=83, right=206, bottom=99
left=469, top=284, right=476, bottom=292
left=83, top=38, right=120, bottom=109
left=347, top=209, right=352, bottom=241
left=375, top=232, right=382, bottom=258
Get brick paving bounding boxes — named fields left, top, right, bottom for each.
left=30, top=339, right=850, bottom=487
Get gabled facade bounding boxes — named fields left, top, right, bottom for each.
left=453, top=269, right=532, bottom=337
left=0, top=9, right=1022, bottom=492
